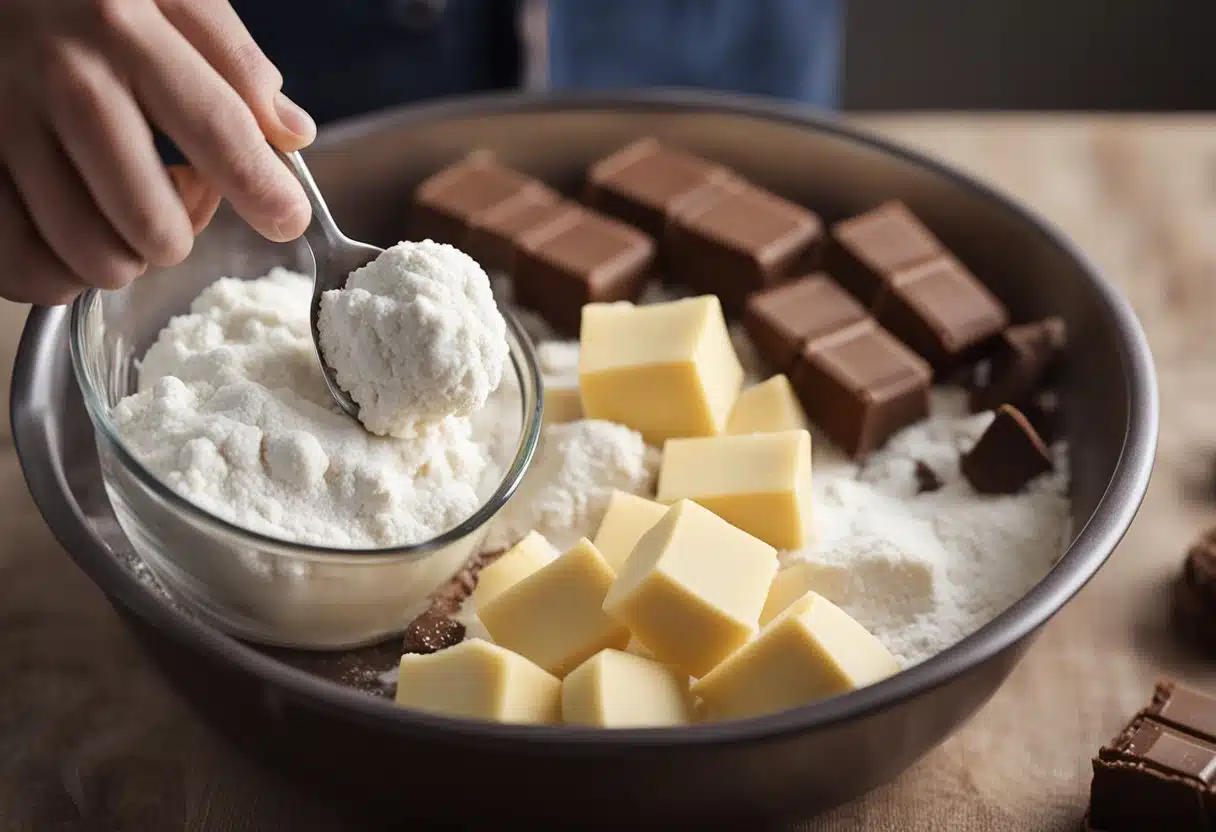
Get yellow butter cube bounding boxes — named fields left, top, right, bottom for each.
left=726, top=374, right=807, bottom=435
left=579, top=297, right=743, bottom=445
left=395, top=639, right=561, bottom=724
left=475, top=531, right=560, bottom=608
left=691, top=592, right=900, bottom=721
left=592, top=490, right=668, bottom=570
left=602, top=500, right=777, bottom=677
left=479, top=539, right=631, bottom=677
left=760, top=561, right=819, bottom=626
left=657, top=429, right=814, bottom=550
left=543, top=380, right=583, bottom=425
left=562, top=649, right=694, bottom=728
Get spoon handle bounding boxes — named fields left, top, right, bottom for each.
left=274, top=148, right=347, bottom=252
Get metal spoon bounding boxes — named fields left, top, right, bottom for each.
left=275, top=149, right=382, bottom=421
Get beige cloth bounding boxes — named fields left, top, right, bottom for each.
left=0, top=116, right=1213, bottom=831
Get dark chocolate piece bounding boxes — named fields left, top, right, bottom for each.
left=743, top=274, right=868, bottom=372
left=827, top=201, right=944, bottom=304
left=970, top=316, right=1068, bottom=412
left=1173, top=529, right=1216, bottom=649
left=960, top=404, right=1053, bottom=494
left=515, top=208, right=655, bottom=334
left=914, top=460, right=943, bottom=493
left=402, top=609, right=466, bottom=656
left=413, top=153, right=535, bottom=246
left=1089, top=684, right=1216, bottom=831
left=791, top=319, right=932, bottom=458
left=465, top=188, right=575, bottom=273
left=666, top=181, right=823, bottom=314
left=873, top=255, right=1009, bottom=375
left=585, top=138, right=732, bottom=239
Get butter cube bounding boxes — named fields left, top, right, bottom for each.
left=562, top=649, right=694, bottom=728
left=475, top=531, right=560, bottom=608
left=691, top=592, right=900, bottom=721
left=479, top=539, right=631, bottom=677
left=543, top=379, right=583, bottom=425
left=760, top=561, right=819, bottom=626
left=395, top=639, right=560, bottom=724
left=579, top=297, right=744, bottom=445
left=726, top=374, right=807, bottom=435
left=602, top=500, right=777, bottom=677
left=657, top=429, right=814, bottom=549
left=592, top=490, right=668, bottom=570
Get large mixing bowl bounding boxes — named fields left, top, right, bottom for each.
left=12, top=91, right=1157, bottom=827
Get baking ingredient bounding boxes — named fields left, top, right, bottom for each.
left=578, top=296, right=743, bottom=445
left=561, top=649, right=693, bottom=728
left=395, top=639, right=561, bottom=724
left=960, top=403, right=1053, bottom=494
left=115, top=270, right=489, bottom=548
left=473, top=531, right=559, bottom=607
left=726, top=374, right=807, bottom=435
left=602, top=500, right=778, bottom=678
left=657, top=430, right=815, bottom=549
left=691, top=591, right=900, bottom=721
left=318, top=240, right=508, bottom=437
left=591, top=490, right=668, bottom=570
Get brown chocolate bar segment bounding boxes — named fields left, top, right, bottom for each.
left=465, top=188, right=576, bottom=273
left=743, top=274, right=868, bottom=372
left=585, top=138, right=733, bottom=240
left=666, top=181, right=824, bottom=315
left=970, top=316, right=1068, bottom=412
left=412, top=153, right=536, bottom=246
left=873, top=255, right=1009, bottom=375
left=790, top=319, right=932, bottom=458
left=515, top=208, right=655, bottom=335
left=1149, top=682, right=1216, bottom=745
left=827, top=200, right=944, bottom=304
left=960, top=404, right=1052, bottom=494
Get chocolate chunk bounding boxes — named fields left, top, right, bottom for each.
left=1173, top=528, right=1216, bottom=648
left=585, top=138, right=732, bottom=239
left=515, top=208, right=655, bottom=334
left=413, top=153, right=535, bottom=246
left=826, top=201, right=944, bottom=304
left=743, top=274, right=868, bottom=372
left=465, top=188, right=575, bottom=273
left=873, top=255, right=1009, bottom=375
left=666, top=181, right=823, bottom=314
left=960, top=404, right=1053, bottom=494
left=969, top=316, right=1068, bottom=412
left=402, top=609, right=466, bottom=655
left=791, top=319, right=932, bottom=458
left=914, top=460, right=943, bottom=493
left=1089, top=683, right=1216, bottom=831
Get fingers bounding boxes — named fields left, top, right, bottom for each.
left=43, top=41, right=194, bottom=267
left=0, top=174, right=88, bottom=307
left=109, top=5, right=310, bottom=242
left=167, top=165, right=222, bottom=233
left=157, top=0, right=315, bottom=151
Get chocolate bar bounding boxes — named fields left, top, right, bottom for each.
left=666, top=181, right=823, bottom=314
left=790, top=318, right=932, bottom=458
left=413, top=153, right=537, bottom=246
left=585, top=138, right=732, bottom=240
left=515, top=208, right=655, bottom=335
left=960, top=404, right=1052, bottom=494
left=466, top=188, right=576, bottom=273
left=1173, top=528, right=1216, bottom=648
left=872, top=255, right=1009, bottom=375
left=743, top=274, right=868, bottom=372
left=826, top=200, right=944, bottom=304
left=969, top=316, right=1067, bottom=412
left=1089, top=681, right=1216, bottom=831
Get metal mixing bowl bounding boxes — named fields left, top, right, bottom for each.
left=12, top=91, right=1157, bottom=827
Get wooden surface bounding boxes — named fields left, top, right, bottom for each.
left=2, top=115, right=1214, bottom=831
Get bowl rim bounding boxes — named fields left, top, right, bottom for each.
left=66, top=286, right=544, bottom=561
left=13, top=89, right=1159, bottom=747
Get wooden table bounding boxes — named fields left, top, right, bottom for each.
left=1, top=116, right=1213, bottom=831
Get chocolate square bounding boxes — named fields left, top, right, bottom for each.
left=585, top=138, right=732, bottom=239
left=412, top=153, right=535, bottom=246
left=969, top=316, right=1067, bottom=412
left=666, top=182, right=823, bottom=314
left=873, top=255, right=1009, bottom=374
left=465, top=187, right=574, bottom=273
left=743, top=274, right=868, bottom=372
left=827, top=201, right=944, bottom=304
left=791, top=319, right=931, bottom=458
left=515, top=209, right=655, bottom=334
left=960, top=404, right=1052, bottom=494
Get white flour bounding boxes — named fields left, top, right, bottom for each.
left=115, top=270, right=492, bottom=548
left=318, top=241, right=507, bottom=438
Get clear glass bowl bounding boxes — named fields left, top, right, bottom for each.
left=68, top=221, right=542, bottom=650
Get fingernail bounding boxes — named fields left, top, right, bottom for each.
left=274, top=91, right=316, bottom=142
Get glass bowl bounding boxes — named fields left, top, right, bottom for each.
left=68, top=219, right=542, bottom=650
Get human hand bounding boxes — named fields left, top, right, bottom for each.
left=0, top=0, right=315, bottom=305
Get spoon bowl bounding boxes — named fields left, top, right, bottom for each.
left=275, top=149, right=382, bottom=421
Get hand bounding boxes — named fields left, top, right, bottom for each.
left=0, top=0, right=315, bottom=305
